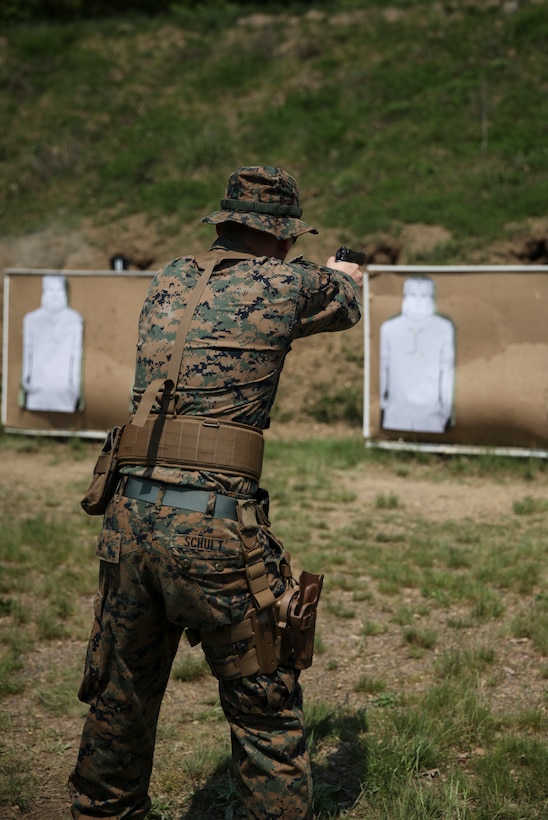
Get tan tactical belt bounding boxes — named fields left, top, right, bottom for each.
left=117, top=415, right=264, bottom=482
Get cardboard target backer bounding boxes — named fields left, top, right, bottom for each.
left=365, top=265, right=548, bottom=453
left=2, top=269, right=153, bottom=437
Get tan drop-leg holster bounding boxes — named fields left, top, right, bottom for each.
left=189, top=497, right=324, bottom=680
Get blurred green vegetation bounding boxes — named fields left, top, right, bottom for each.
left=1, top=1, right=546, bottom=258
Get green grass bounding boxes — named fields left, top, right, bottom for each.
left=0, top=433, right=546, bottom=817
left=1, top=2, right=547, bottom=260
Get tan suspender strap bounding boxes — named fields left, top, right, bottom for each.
left=132, top=254, right=218, bottom=428
left=117, top=415, right=264, bottom=481
left=131, top=378, right=170, bottom=429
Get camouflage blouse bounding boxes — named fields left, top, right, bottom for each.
left=126, top=237, right=362, bottom=492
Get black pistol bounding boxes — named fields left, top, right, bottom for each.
left=335, top=246, right=366, bottom=266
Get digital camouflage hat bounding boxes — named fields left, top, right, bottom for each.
left=202, top=166, right=318, bottom=240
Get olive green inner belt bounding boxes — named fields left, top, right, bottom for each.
left=123, top=476, right=239, bottom=520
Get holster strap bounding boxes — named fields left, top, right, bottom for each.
left=206, top=648, right=260, bottom=681
left=237, top=499, right=276, bottom=611
left=117, top=415, right=264, bottom=482
left=199, top=607, right=280, bottom=679
left=199, top=617, right=254, bottom=647
left=199, top=615, right=261, bottom=680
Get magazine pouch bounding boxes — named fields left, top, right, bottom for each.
left=81, top=425, right=125, bottom=516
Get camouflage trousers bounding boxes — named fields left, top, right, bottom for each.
left=68, top=486, right=313, bottom=819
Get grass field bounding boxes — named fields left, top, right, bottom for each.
left=0, top=432, right=547, bottom=818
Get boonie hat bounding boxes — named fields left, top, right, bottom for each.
left=202, top=165, right=318, bottom=240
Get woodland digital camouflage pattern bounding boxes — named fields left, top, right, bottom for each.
left=69, top=495, right=306, bottom=819
left=69, top=166, right=361, bottom=819
left=202, top=165, right=318, bottom=240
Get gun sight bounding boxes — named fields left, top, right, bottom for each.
left=335, top=246, right=366, bottom=266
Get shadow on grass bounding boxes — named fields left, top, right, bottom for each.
left=176, top=707, right=369, bottom=819
left=309, top=707, right=369, bottom=817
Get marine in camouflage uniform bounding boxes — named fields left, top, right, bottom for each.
left=69, top=166, right=362, bottom=819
